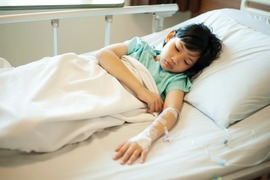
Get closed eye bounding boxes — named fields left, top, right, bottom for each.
left=175, top=45, right=180, bottom=52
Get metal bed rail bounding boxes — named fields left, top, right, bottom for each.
left=0, top=4, right=178, bottom=56
left=241, top=0, right=270, bottom=18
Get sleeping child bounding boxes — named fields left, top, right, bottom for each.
left=95, top=23, right=222, bottom=165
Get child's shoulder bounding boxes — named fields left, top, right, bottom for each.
left=124, top=37, right=154, bottom=54
left=124, top=37, right=149, bottom=46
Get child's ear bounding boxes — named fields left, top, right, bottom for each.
left=165, top=30, right=176, bottom=43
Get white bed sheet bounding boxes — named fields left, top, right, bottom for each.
left=0, top=8, right=270, bottom=180
left=0, top=54, right=158, bottom=153
left=0, top=102, right=269, bottom=179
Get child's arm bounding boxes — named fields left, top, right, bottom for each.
left=113, top=89, right=185, bottom=165
left=95, top=43, right=163, bottom=113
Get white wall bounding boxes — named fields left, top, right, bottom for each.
left=0, top=2, right=190, bottom=66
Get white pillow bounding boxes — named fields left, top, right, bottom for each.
left=184, top=11, right=270, bottom=128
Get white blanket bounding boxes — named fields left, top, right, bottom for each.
left=0, top=53, right=158, bottom=152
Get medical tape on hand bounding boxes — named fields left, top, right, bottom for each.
left=157, top=107, right=179, bottom=142
left=163, top=107, right=179, bottom=118
left=129, top=107, right=179, bottom=150
left=129, top=126, right=157, bottom=151
left=153, top=107, right=179, bottom=126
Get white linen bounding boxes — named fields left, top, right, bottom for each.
left=0, top=53, right=158, bottom=152
left=221, top=9, right=270, bottom=36
left=184, top=10, right=270, bottom=128
left=0, top=103, right=269, bottom=180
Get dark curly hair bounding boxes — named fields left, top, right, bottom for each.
left=164, top=23, right=222, bottom=79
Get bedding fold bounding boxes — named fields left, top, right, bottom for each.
left=0, top=53, right=158, bottom=152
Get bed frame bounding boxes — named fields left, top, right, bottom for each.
left=0, top=4, right=178, bottom=56
left=241, top=0, right=270, bottom=18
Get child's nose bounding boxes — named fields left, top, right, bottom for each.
left=172, top=54, right=184, bottom=64
left=170, top=57, right=177, bottom=65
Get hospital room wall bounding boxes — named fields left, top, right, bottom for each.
left=0, top=1, right=190, bottom=67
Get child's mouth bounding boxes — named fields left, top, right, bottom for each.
left=164, top=60, right=173, bottom=69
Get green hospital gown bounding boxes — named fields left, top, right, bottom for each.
left=124, top=37, right=192, bottom=100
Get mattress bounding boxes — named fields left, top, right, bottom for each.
left=0, top=102, right=269, bottom=179
left=0, top=8, right=270, bottom=180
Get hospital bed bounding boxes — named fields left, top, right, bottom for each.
left=0, top=0, right=270, bottom=179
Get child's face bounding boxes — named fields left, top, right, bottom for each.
left=159, top=37, right=200, bottom=73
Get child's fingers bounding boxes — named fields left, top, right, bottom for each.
left=113, top=142, right=129, bottom=160
left=119, top=145, right=137, bottom=165
left=147, top=97, right=163, bottom=113
left=140, top=150, right=148, bottom=163
left=127, top=149, right=141, bottom=165
left=114, top=142, right=126, bottom=152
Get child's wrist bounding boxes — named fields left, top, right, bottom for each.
left=129, top=126, right=156, bottom=151
left=134, top=86, right=148, bottom=98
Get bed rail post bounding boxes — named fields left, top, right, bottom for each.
left=240, top=0, right=270, bottom=18
left=105, top=15, right=113, bottom=46
left=152, top=12, right=175, bottom=32
left=51, top=19, right=59, bottom=56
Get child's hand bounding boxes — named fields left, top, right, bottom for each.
left=113, top=141, right=149, bottom=165
left=137, top=89, right=163, bottom=113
